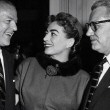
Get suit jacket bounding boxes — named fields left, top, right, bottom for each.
left=80, top=67, right=110, bottom=110
left=0, top=49, right=15, bottom=110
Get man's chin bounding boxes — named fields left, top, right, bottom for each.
left=1, top=42, right=10, bottom=46
left=92, top=46, right=101, bottom=53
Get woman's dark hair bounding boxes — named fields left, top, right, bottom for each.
left=47, top=12, right=83, bottom=58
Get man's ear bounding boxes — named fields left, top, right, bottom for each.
left=66, top=38, right=75, bottom=48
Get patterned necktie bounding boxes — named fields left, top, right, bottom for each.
left=0, top=59, right=5, bottom=105
left=84, top=58, right=107, bottom=110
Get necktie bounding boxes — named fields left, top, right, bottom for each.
left=0, top=59, right=5, bottom=105
left=84, top=58, right=107, bottom=110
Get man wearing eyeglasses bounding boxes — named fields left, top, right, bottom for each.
left=80, top=0, right=110, bottom=110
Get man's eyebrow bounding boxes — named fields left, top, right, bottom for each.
left=6, top=15, right=17, bottom=23
left=50, top=29, right=59, bottom=33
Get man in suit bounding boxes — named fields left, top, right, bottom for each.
left=81, top=0, right=110, bottom=110
left=0, top=0, right=17, bottom=110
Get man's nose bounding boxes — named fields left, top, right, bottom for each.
left=86, top=26, right=94, bottom=37
left=10, top=21, right=17, bottom=31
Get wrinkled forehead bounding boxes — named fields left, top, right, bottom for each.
left=0, top=2, right=16, bottom=11
left=0, top=3, right=17, bottom=21
left=89, top=6, right=109, bottom=22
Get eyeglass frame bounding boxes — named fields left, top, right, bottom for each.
left=86, top=19, right=110, bottom=32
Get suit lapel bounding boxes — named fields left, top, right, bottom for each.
left=90, top=67, right=110, bottom=107
left=2, top=49, right=15, bottom=110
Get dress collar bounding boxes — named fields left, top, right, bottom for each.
left=36, top=53, right=81, bottom=76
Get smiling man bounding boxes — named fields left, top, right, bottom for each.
left=0, top=0, right=17, bottom=46
left=0, top=0, right=17, bottom=110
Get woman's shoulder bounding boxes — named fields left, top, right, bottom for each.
left=23, top=57, right=36, bottom=62
left=20, top=57, right=39, bottom=67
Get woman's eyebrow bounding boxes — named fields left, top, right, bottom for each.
left=50, top=29, right=59, bottom=33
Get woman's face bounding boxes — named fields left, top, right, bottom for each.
left=43, top=21, right=74, bottom=61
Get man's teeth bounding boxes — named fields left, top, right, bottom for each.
left=6, top=33, right=13, bottom=36
left=45, top=44, right=52, bottom=46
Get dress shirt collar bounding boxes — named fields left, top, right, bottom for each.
left=0, top=49, right=2, bottom=58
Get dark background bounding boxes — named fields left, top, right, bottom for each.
left=9, top=0, right=49, bottom=54
left=7, top=0, right=103, bottom=73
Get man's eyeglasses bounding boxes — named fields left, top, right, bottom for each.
left=86, top=19, right=110, bottom=32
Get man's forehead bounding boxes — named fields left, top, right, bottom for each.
left=0, top=3, right=15, bottom=11
left=89, top=6, right=108, bottom=22
left=0, top=4, right=17, bottom=22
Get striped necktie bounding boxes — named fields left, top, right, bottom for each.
left=0, top=59, right=5, bottom=105
left=84, top=58, right=107, bottom=110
